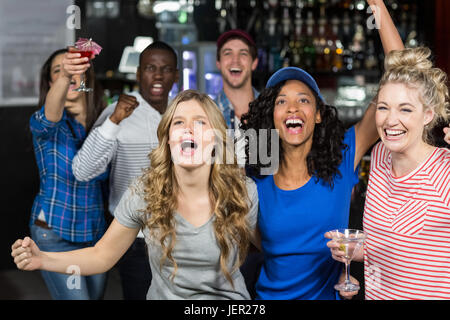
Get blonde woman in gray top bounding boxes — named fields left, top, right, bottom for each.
left=11, top=90, right=260, bottom=300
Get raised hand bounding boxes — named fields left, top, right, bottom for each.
left=109, top=94, right=140, bottom=124
left=11, top=237, right=42, bottom=271
left=61, top=46, right=92, bottom=79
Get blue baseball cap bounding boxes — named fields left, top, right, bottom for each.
left=266, top=67, right=324, bottom=102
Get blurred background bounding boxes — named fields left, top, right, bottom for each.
left=1, top=0, right=449, bottom=299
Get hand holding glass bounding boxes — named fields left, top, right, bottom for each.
left=72, top=38, right=102, bottom=92
left=71, top=49, right=93, bottom=92
left=328, top=229, right=366, bottom=292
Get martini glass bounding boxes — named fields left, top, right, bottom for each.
left=329, top=228, right=366, bottom=292
left=72, top=38, right=102, bottom=92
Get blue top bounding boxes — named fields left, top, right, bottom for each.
left=254, top=126, right=359, bottom=300
left=30, top=106, right=108, bottom=243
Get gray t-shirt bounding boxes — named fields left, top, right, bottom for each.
left=114, top=177, right=259, bottom=300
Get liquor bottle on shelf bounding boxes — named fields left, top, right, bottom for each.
left=341, top=11, right=354, bottom=71
left=314, top=6, right=328, bottom=72
left=267, top=11, right=282, bottom=73
left=364, top=39, right=378, bottom=71
left=350, top=13, right=366, bottom=71
left=216, top=0, right=227, bottom=33
left=341, top=0, right=352, bottom=10
left=303, top=10, right=316, bottom=71
left=103, top=89, right=113, bottom=106
left=291, top=6, right=304, bottom=68
left=317, top=0, right=327, bottom=10
left=294, top=0, right=304, bottom=8
left=280, top=6, right=292, bottom=68
left=330, top=15, right=344, bottom=73
left=268, top=0, right=279, bottom=8
left=281, top=0, right=293, bottom=8
left=398, top=11, right=408, bottom=42
left=254, top=10, right=269, bottom=74
left=341, top=10, right=353, bottom=48
left=405, top=4, right=418, bottom=48
left=322, top=5, right=338, bottom=73
left=267, top=10, right=277, bottom=39
left=305, top=0, right=315, bottom=8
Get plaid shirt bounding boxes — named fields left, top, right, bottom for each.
left=215, top=87, right=259, bottom=129
left=30, top=106, right=108, bottom=243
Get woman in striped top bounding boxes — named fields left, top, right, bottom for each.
left=329, top=47, right=450, bottom=300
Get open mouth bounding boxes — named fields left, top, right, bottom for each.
left=284, top=117, right=304, bottom=134
left=180, top=138, right=198, bottom=155
left=229, top=68, right=242, bottom=76
left=68, top=79, right=77, bottom=91
left=150, top=83, right=164, bottom=95
left=384, top=128, right=406, bottom=138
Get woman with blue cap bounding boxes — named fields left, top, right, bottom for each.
left=240, top=0, right=404, bottom=300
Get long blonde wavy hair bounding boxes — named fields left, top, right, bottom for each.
left=139, top=89, right=251, bottom=286
left=377, top=47, right=450, bottom=144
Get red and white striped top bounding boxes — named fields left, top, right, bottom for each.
left=363, top=142, right=450, bottom=300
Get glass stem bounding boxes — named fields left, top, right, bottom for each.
left=344, top=260, right=351, bottom=284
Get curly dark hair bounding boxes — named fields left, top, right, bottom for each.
left=240, top=80, right=347, bottom=188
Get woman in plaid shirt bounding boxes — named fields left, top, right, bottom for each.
left=28, top=48, right=108, bottom=299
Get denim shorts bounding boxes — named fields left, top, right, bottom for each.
left=30, top=224, right=107, bottom=300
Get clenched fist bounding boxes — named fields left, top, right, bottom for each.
left=109, top=94, right=140, bottom=124
left=11, top=237, right=42, bottom=271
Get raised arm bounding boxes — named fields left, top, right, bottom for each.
left=72, top=116, right=118, bottom=181
left=44, top=49, right=90, bottom=123
left=72, top=94, right=139, bottom=182
left=11, top=219, right=138, bottom=276
left=368, top=0, right=404, bottom=54
left=353, top=0, right=405, bottom=170
left=12, top=181, right=146, bottom=275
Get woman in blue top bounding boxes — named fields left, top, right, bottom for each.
left=29, top=48, right=107, bottom=299
left=240, top=0, right=404, bottom=299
